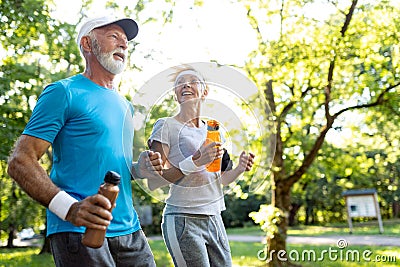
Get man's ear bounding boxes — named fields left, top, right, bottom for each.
left=81, top=36, right=92, bottom=52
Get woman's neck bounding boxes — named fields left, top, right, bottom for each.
left=175, top=102, right=202, bottom=127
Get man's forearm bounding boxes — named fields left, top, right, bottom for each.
left=146, top=165, right=185, bottom=191
left=8, top=153, right=59, bottom=207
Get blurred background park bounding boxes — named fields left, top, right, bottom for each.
left=1, top=0, right=399, bottom=266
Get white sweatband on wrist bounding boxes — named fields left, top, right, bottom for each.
left=48, top=191, right=78, bottom=221
left=179, top=156, right=204, bottom=175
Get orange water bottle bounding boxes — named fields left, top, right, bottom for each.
left=206, top=120, right=221, bottom=172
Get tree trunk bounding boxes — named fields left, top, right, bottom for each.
left=7, top=183, right=17, bottom=248
left=40, top=236, right=51, bottom=254
left=39, top=220, right=51, bottom=254
left=288, top=203, right=301, bottom=226
left=305, top=200, right=314, bottom=225
left=265, top=180, right=301, bottom=267
left=6, top=224, right=15, bottom=248
left=393, top=201, right=400, bottom=218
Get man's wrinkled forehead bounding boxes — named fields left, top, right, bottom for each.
left=92, top=24, right=128, bottom=40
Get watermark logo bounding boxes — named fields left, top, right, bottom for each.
left=336, top=238, right=348, bottom=249
left=257, top=238, right=397, bottom=264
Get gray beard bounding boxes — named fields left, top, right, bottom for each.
left=92, top=39, right=126, bottom=75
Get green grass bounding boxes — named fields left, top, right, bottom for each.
left=0, top=247, right=54, bottom=267
left=148, top=239, right=174, bottom=267
left=288, top=219, right=400, bottom=237
left=2, top=219, right=400, bottom=267
left=226, top=218, right=400, bottom=237
left=2, top=242, right=399, bottom=267
left=230, top=243, right=400, bottom=267
left=226, top=225, right=264, bottom=236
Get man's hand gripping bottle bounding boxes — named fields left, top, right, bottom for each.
left=81, top=171, right=120, bottom=248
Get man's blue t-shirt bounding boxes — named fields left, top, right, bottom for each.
left=23, top=74, right=140, bottom=237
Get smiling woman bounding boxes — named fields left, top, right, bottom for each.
left=142, top=64, right=256, bottom=266
left=173, top=69, right=207, bottom=104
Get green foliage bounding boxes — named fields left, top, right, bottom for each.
left=143, top=93, right=177, bottom=143
left=246, top=0, right=399, bottom=166
left=222, top=192, right=268, bottom=228
left=132, top=181, right=165, bottom=235
left=291, top=136, right=400, bottom=225
left=0, top=0, right=83, bottom=245
left=244, top=0, right=400, bottom=249
left=250, top=204, right=286, bottom=240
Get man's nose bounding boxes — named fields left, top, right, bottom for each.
left=119, top=38, right=128, bottom=50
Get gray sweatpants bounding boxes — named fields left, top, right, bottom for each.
left=162, top=213, right=232, bottom=267
left=49, top=230, right=155, bottom=267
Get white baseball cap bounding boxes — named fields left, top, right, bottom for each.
left=76, top=16, right=139, bottom=45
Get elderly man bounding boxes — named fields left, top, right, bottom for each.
left=7, top=16, right=162, bottom=267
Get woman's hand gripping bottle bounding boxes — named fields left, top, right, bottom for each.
left=206, top=120, right=221, bottom=172
left=81, top=171, right=120, bottom=248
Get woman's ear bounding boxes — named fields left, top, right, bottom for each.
left=201, top=87, right=209, bottom=99
left=173, top=87, right=178, bottom=102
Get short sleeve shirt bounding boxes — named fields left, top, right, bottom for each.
left=23, top=74, right=140, bottom=236
left=148, top=117, right=225, bottom=215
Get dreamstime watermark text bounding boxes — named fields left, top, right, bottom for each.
left=257, top=239, right=397, bottom=264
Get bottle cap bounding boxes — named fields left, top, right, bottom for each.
left=104, top=171, right=121, bottom=185
left=207, top=120, right=219, bottom=131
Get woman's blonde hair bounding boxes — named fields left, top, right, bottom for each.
left=170, top=65, right=208, bottom=92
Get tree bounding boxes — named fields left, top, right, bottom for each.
left=0, top=0, right=67, bottom=248
left=245, top=0, right=400, bottom=265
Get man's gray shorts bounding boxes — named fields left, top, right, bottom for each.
left=162, top=213, right=232, bottom=267
left=49, top=230, right=155, bottom=267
